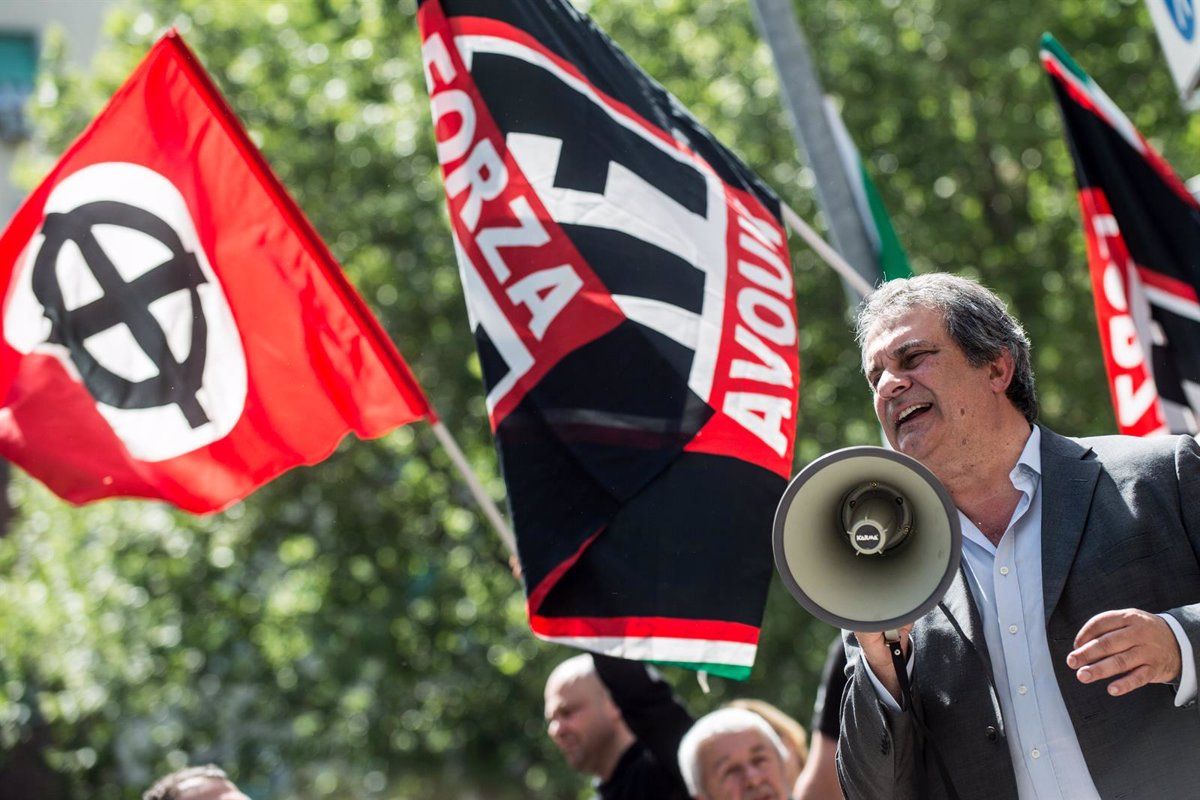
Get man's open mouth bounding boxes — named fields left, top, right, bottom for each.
left=895, top=403, right=932, bottom=430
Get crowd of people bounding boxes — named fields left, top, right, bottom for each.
left=151, top=274, right=1200, bottom=799
left=543, top=646, right=845, bottom=800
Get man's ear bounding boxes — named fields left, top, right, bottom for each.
left=986, top=349, right=1015, bottom=395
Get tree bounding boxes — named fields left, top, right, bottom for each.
left=1, top=0, right=1195, bottom=796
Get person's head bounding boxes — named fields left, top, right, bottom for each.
left=856, top=274, right=1036, bottom=474
left=678, top=708, right=791, bottom=800
left=544, top=654, right=634, bottom=780
left=725, top=699, right=806, bottom=788
left=143, top=765, right=248, bottom=800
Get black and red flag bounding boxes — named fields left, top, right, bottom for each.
left=1042, top=34, right=1200, bottom=435
left=0, top=32, right=430, bottom=513
left=418, top=0, right=800, bottom=677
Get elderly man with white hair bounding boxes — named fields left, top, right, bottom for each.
left=677, top=708, right=794, bottom=800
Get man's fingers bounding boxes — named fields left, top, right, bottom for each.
left=1070, top=609, right=1181, bottom=693
left=1075, top=646, right=1140, bottom=684
left=1106, top=664, right=1155, bottom=696
left=1073, top=610, right=1134, bottom=648
left=1068, top=627, right=1134, bottom=669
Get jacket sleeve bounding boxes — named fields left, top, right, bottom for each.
left=1163, top=434, right=1200, bottom=715
left=837, top=634, right=921, bottom=800
left=593, top=653, right=695, bottom=787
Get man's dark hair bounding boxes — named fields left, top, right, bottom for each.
left=855, top=273, right=1039, bottom=422
left=143, top=764, right=229, bottom=800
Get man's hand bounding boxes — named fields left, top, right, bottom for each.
left=853, top=625, right=914, bottom=703
left=1068, top=609, right=1182, bottom=696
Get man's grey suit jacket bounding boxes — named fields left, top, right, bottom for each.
left=837, top=427, right=1200, bottom=800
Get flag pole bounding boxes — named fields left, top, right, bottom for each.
left=429, top=418, right=518, bottom=558
left=748, top=0, right=880, bottom=300
left=780, top=202, right=874, bottom=299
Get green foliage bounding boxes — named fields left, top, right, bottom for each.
left=1, top=0, right=1194, bottom=796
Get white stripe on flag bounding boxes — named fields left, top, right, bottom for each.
left=1145, top=285, right=1200, bottom=324
left=612, top=295, right=702, bottom=349
left=539, top=635, right=758, bottom=667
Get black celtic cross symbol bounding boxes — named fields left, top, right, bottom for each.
left=31, top=200, right=210, bottom=428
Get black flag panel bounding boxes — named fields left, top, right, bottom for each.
left=1043, top=34, right=1200, bottom=435
left=419, top=0, right=800, bottom=676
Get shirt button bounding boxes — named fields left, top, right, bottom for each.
left=1031, top=749, right=1041, bottom=759
left=1008, top=624, right=1018, bottom=634
left=1018, top=685, right=1028, bottom=695
left=999, top=566, right=1010, bottom=575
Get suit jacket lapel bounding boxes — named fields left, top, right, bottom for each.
left=940, top=564, right=989, bottom=661
left=940, top=563, right=1009, bottom=731
left=1039, top=426, right=1101, bottom=622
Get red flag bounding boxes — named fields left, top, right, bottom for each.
left=0, top=31, right=430, bottom=513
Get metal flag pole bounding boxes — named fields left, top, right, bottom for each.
left=748, top=0, right=878, bottom=300
left=428, top=418, right=518, bottom=558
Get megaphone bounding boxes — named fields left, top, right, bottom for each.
left=772, top=446, right=961, bottom=632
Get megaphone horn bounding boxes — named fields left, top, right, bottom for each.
left=772, top=446, right=961, bottom=632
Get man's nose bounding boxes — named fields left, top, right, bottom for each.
left=876, top=368, right=909, bottom=399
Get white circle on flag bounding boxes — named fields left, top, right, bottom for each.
left=5, top=162, right=248, bottom=462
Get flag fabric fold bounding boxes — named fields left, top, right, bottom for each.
left=418, top=0, right=800, bottom=677
left=1042, top=33, right=1200, bottom=435
left=0, top=31, right=430, bottom=513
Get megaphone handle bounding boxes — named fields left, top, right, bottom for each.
left=884, top=629, right=910, bottom=711
left=882, top=629, right=964, bottom=800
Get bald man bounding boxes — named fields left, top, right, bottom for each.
left=544, top=653, right=692, bottom=799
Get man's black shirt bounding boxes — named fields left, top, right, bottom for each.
left=593, top=654, right=692, bottom=800
left=597, top=740, right=689, bottom=800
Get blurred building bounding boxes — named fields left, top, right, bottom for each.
left=1, top=0, right=113, bottom=222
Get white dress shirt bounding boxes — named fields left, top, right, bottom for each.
left=864, top=427, right=1196, bottom=799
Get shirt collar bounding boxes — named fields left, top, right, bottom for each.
left=1009, top=425, right=1041, bottom=491
left=959, top=426, right=1041, bottom=554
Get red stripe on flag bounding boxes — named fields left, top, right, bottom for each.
left=418, top=5, right=625, bottom=425
left=1077, top=187, right=1167, bottom=436
left=530, top=613, right=761, bottom=644
left=524, top=526, right=605, bottom=615
left=1137, top=266, right=1200, bottom=305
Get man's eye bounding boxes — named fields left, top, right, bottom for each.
left=903, top=350, right=931, bottom=368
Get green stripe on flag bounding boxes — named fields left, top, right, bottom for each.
left=1040, top=32, right=1090, bottom=85
left=654, top=660, right=754, bottom=681
left=859, top=162, right=912, bottom=282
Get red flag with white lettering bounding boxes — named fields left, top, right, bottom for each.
left=0, top=31, right=430, bottom=513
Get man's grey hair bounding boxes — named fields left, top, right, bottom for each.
left=143, top=765, right=230, bottom=800
left=677, top=708, right=789, bottom=798
left=855, top=273, right=1038, bottom=422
